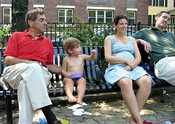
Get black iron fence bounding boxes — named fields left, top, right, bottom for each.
left=45, top=22, right=175, bottom=46
left=0, top=22, right=175, bottom=47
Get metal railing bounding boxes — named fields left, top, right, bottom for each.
left=0, top=22, right=175, bottom=46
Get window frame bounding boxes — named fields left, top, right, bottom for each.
left=3, top=7, right=12, bottom=24
left=88, top=10, right=113, bottom=24
left=57, top=6, right=75, bottom=24
left=127, top=11, right=136, bottom=25
left=58, top=9, right=73, bottom=23
left=149, top=0, right=167, bottom=7
left=148, top=14, right=156, bottom=25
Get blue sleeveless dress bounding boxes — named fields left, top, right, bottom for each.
left=104, top=35, right=148, bottom=84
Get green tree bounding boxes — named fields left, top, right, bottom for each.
left=12, top=0, right=28, bottom=32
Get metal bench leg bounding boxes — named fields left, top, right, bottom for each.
left=6, top=97, right=13, bottom=124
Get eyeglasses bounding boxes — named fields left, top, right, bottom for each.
left=162, top=16, right=170, bottom=21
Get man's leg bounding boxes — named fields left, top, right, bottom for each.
left=155, top=57, right=175, bottom=86
left=3, top=63, right=61, bottom=124
left=20, top=63, right=62, bottom=124
left=21, top=63, right=52, bottom=110
left=18, top=80, right=34, bottom=124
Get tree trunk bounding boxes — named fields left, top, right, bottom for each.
left=12, top=0, right=28, bottom=32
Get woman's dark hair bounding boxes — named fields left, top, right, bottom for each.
left=113, top=14, right=128, bottom=25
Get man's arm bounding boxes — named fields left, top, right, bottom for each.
left=135, top=39, right=152, bottom=53
left=5, top=56, right=33, bottom=66
left=46, top=64, right=62, bottom=74
left=132, top=29, right=152, bottom=53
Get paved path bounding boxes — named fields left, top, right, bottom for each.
left=0, top=90, right=175, bottom=124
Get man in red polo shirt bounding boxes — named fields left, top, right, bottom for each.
left=1, top=9, right=62, bottom=124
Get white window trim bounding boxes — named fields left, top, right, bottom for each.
left=127, top=8, right=138, bottom=11
left=57, top=5, right=75, bottom=9
left=33, top=4, right=44, bottom=8
left=87, top=6, right=115, bottom=10
left=1, top=4, right=12, bottom=7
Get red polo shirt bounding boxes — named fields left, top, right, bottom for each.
left=4, top=30, right=54, bottom=66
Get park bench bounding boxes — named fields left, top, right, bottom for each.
left=0, top=45, right=174, bottom=124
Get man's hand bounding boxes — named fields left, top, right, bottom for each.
left=137, top=39, right=152, bottom=53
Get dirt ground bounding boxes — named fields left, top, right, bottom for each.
left=0, top=91, right=175, bottom=124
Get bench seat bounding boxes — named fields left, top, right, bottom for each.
left=0, top=46, right=173, bottom=124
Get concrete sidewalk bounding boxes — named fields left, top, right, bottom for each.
left=0, top=87, right=175, bottom=124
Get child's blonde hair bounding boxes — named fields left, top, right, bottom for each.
left=63, top=37, right=81, bottom=54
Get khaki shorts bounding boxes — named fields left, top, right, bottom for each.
left=155, top=56, right=175, bottom=86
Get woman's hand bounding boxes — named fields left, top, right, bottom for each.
left=125, top=59, right=135, bottom=69
left=124, top=65, right=132, bottom=71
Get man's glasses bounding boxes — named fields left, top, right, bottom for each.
left=162, top=16, right=170, bottom=21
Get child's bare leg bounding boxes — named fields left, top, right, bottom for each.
left=64, top=78, right=77, bottom=103
left=76, top=78, right=86, bottom=105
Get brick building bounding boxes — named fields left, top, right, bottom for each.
left=0, top=0, right=148, bottom=24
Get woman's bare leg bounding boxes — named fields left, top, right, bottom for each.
left=135, top=75, right=152, bottom=110
left=118, top=78, right=142, bottom=124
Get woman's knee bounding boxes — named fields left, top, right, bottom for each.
left=137, top=75, right=152, bottom=89
left=118, top=78, right=133, bottom=89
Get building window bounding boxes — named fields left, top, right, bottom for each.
left=170, top=15, right=175, bottom=24
left=3, top=7, right=11, bottom=24
left=148, top=15, right=151, bottom=24
left=149, top=0, right=167, bottom=7
left=88, top=10, right=113, bottom=24
left=148, top=15, right=156, bottom=25
left=58, top=9, right=73, bottom=23
left=127, top=11, right=136, bottom=24
left=148, top=0, right=152, bottom=5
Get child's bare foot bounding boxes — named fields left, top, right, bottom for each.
left=68, top=96, right=77, bottom=103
